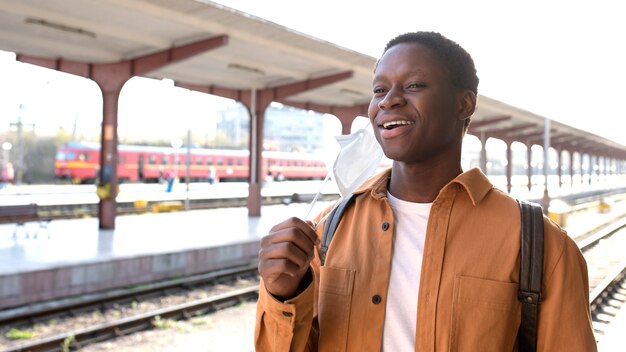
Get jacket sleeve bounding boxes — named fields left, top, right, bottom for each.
left=536, top=223, right=597, bottom=351
left=254, top=276, right=318, bottom=351
left=255, top=206, right=335, bottom=351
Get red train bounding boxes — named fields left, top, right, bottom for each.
left=54, top=142, right=328, bottom=184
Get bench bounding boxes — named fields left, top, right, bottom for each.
left=0, top=204, right=52, bottom=238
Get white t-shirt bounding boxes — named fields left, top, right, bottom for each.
left=382, top=192, right=432, bottom=351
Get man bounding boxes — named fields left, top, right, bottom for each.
left=255, top=31, right=596, bottom=351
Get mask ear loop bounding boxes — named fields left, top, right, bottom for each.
left=304, top=172, right=339, bottom=230
left=304, top=121, right=373, bottom=229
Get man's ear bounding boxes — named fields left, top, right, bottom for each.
left=457, top=90, right=477, bottom=122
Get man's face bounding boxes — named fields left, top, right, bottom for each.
left=368, top=42, right=466, bottom=164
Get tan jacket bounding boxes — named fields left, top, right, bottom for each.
left=255, top=168, right=597, bottom=351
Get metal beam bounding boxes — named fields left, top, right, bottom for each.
left=467, top=115, right=511, bottom=131
left=16, top=35, right=229, bottom=229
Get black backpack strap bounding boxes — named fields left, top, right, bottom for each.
left=320, top=193, right=357, bottom=266
left=517, top=199, right=545, bottom=352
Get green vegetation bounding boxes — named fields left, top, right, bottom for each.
left=152, top=315, right=191, bottom=333
left=61, top=335, right=75, bottom=352
left=191, top=316, right=214, bottom=327
left=0, top=130, right=64, bottom=183
left=5, top=327, right=35, bottom=340
left=152, top=315, right=174, bottom=329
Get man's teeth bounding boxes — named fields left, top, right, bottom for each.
left=383, top=120, right=414, bottom=129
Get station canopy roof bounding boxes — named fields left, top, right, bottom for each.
left=0, top=0, right=624, bottom=157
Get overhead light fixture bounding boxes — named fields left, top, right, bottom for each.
left=228, top=63, right=265, bottom=75
left=25, top=18, right=96, bottom=38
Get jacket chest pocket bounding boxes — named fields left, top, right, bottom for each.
left=449, top=275, right=520, bottom=352
left=318, top=266, right=356, bottom=352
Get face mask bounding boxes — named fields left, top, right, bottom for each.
left=305, top=124, right=384, bottom=223
left=332, top=125, right=383, bottom=197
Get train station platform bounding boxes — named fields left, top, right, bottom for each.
left=0, top=201, right=331, bottom=309
left=1, top=190, right=626, bottom=310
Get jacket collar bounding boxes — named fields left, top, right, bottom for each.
left=448, top=167, right=493, bottom=205
left=353, top=167, right=493, bottom=206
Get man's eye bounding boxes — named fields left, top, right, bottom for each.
left=408, top=83, right=426, bottom=89
left=373, top=87, right=386, bottom=94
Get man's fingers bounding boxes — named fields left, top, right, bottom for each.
left=257, top=217, right=319, bottom=297
left=260, top=257, right=307, bottom=280
left=305, top=220, right=321, bottom=244
left=259, top=240, right=313, bottom=270
left=269, top=217, right=318, bottom=246
left=262, top=221, right=319, bottom=259
left=262, top=230, right=314, bottom=257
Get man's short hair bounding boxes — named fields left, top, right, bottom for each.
left=383, top=32, right=479, bottom=95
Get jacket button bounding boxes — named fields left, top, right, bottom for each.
left=282, top=311, right=293, bottom=317
left=372, top=294, right=382, bottom=304
left=381, top=222, right=389, bottom=231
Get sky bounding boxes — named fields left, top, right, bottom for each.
left=0, top=0, right=624, bottom=147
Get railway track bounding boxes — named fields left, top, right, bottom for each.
left=0, top=266, right=260, bottom=352
left=4, top=287, right=259, bottom=352
left=31, top=192, right=339, bottom=221
left=579, top=216, right=626, bottom=339
left=0, top=265, right=259, bottom=326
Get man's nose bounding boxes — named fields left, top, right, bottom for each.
left=378, top=87, right=405, bottom=110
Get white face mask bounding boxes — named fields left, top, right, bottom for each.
left=332, top=126, right=383, bottom=197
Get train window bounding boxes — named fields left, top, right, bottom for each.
left=118, top=156, right=125, bottom=164
left=208, top=158, right=213, bottom=166
left=196, top=157, right=202, bottom=166
left=237, top=159, right=243, bottom=166
left=161, top=156, right=167, bottom=165
left=149, top=155, right=156, bottom=165
left=227, top=159, right=233, bottom=166
left=78, top=153, right=85, bottom=161
left=64, top=152, right=75, bottom=160
left=217, top=158, right=223, bottom=166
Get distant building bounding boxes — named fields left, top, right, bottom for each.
left=218, top=102, right=324, bottom=152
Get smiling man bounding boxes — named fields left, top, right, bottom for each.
left=255, top=32, right=596, bottom=351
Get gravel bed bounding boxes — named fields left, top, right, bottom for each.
left=0, top=276, right=259, bottom=350
left=81, top=301, right=257, bottom=352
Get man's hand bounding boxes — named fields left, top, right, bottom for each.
left=258, top=217, right=319, bottom=300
